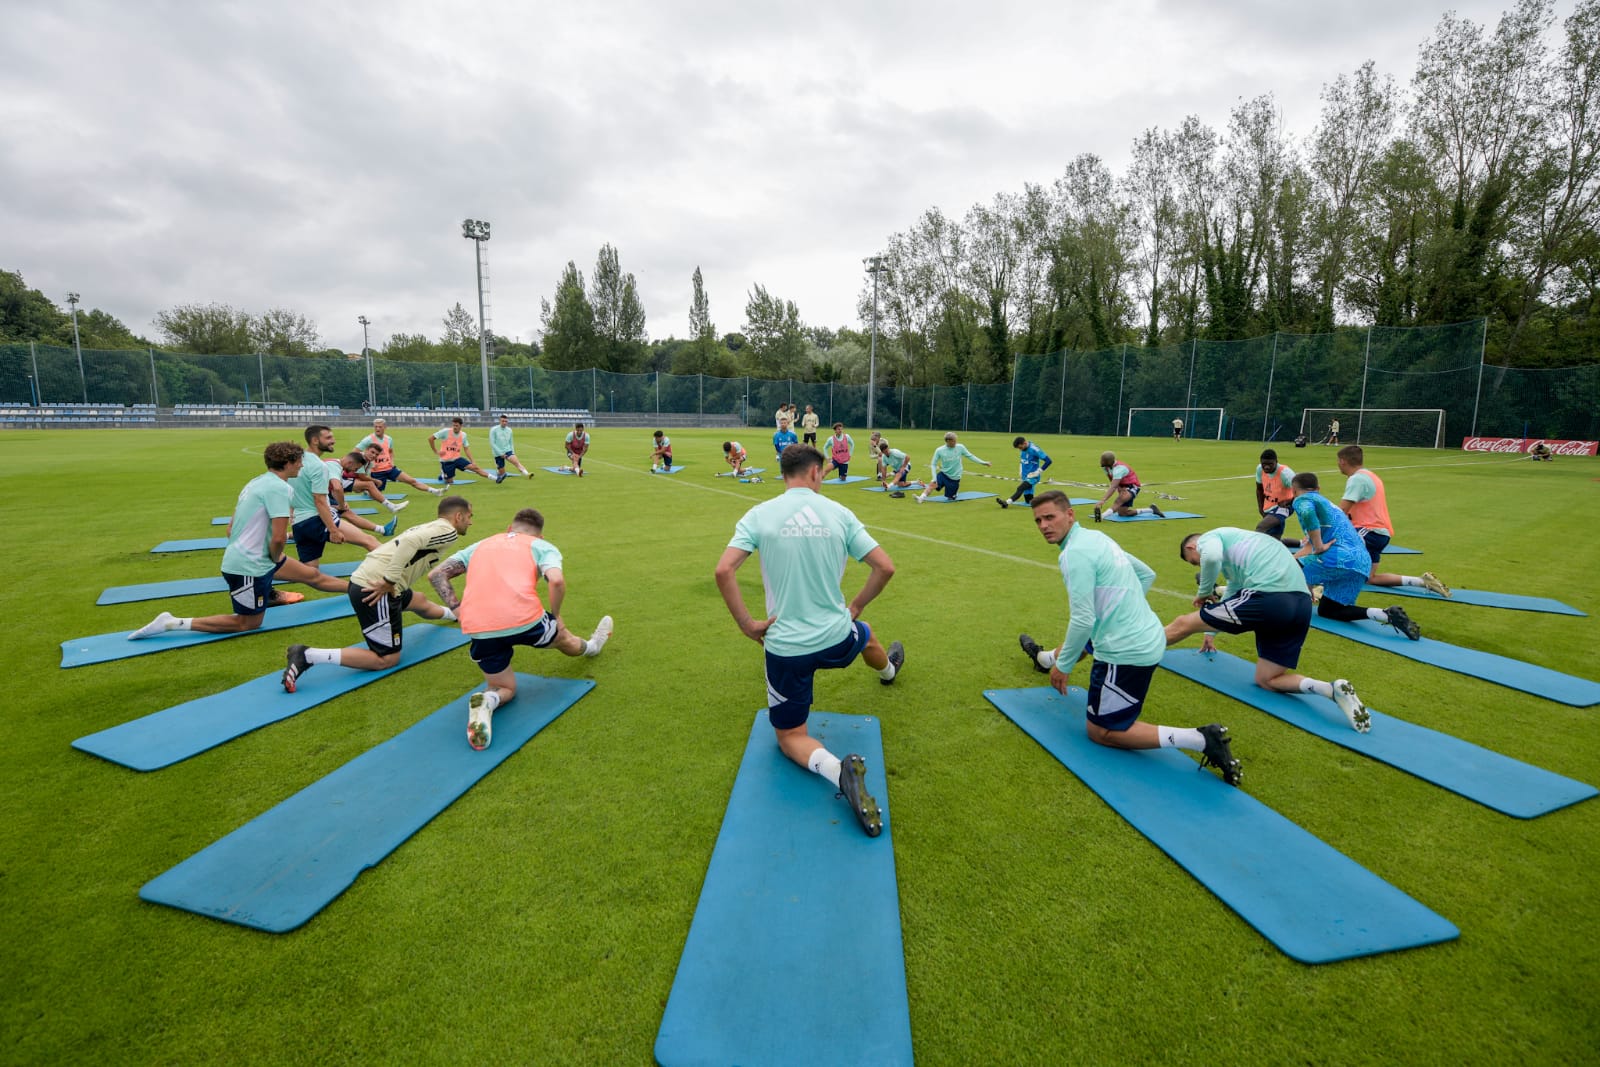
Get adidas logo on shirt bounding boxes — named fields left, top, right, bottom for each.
left=779, top=505, right=833, bottom=538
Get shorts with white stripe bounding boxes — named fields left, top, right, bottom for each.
left=1085, top=660, right=1156, bottom=731
left=348, top=583, right=413, bottom=654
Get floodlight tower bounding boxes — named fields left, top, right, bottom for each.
left=67, top=292, right=85, bottom=402
left=462, top=219, right=492, bottom=414
left=863, top=256, right=889, bottom=430
left=357, top=315, right=374, bottom=409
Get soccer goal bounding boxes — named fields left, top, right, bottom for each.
left=1125, top=407, right=1224, bottom=439
left=1299, top=408, right=1446, bottom=449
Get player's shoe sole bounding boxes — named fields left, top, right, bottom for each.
left=1018, top=633, right=1050, bottom=674
left=389, top=500, right=410, bottom=512
left=1420, top=571, right=1451, bottom=598
left=467, top=692, right=493, bottom=751
left=1197, top=722, right=1242, bottom=786
left=880, top=640, right=905, bottom=685
left=837, top=754, right=883, bottom=837
left=1332, top=679, right=1371, bottom=733
left=1385, top=605, right=1421, bottom=641
left=282, top=644, right=311, bottom=693
left=586, top=615, right=614, bottom=656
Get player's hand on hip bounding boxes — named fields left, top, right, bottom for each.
left=362, top=580, right=394, bottom=604
left=741, top=616, right=773, bottom=643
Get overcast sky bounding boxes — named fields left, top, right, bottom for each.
left=1, top=0, right=1549, bottom=353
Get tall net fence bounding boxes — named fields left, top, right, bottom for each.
left=3, top=320, right=1595, bottom=442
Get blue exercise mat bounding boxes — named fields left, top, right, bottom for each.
left=919, top=491, right=991, bottom=503
left=1160, top=649, right=1596, bottom=818
left=1363, top=583, right=1585, bottom=617
left=819, top=475, right=870, bottom=485
left=1104, top=510, right=1204, bottom=522
left=649, top=465, right=686, bottom=474
left=344, top=493, right=406, bottom=502
left=96, top=562, right=361, bottom=605
left=72, top=625, right=470, bottom=771
left=541, top=467, right=585, bottom=475
left=417, top=477, right=476, bottom=485
left=715, top=467, right=767, bottom=478
left=212, top=508, right=374, bottom=524
left=152, top=538, right=229, bottom=553
left=139, top=674, right=594, bottom=932
left=1384, top=545, right=1422, bottom=554
left=62, top=597, right=354, bottom=668
left=656, top=711, right=911, bottom=1066
left=1309, top=617, right=1600, bottom=707
left=860, top=482, right=927, bottom=492
left=984, top=686, right=1458, bottom=963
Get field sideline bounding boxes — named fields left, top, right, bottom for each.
left=2, top=426, right=1597, bottom=1066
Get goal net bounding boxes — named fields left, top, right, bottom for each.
left=1126, top=407, right=1224, bottom=439
left=1299, top=408, right=1446, bottom=449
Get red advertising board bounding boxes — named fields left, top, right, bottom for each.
left=1461, top=437, right=1598, bottom=455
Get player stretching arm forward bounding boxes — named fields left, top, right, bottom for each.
left=1093, top=451, right=1164, bottom=521
left=358, top=418, right=444, bottom=496
left=429, top=417, right=493, bottom=488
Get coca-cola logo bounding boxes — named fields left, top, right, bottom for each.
left=1463, top=437, right=1528, bottom=453
left=1462, top=437, right=1598, bottom=455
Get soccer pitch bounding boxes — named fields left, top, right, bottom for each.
left=3, top=426, right=1597, bottom=1065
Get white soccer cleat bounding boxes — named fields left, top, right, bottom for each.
left=426, top=486, right=443, bottom=495
left=586, top=614, right=614, bottom=656
left=1309, top=584, right=1324, bottom=605
left=1420, top=571, right=1451, bottom=598
left=467, top=692, right=494, bottom=751
left=128, top=611, right=178, bottom=640
left=1331, top=679, right=1371, bottom=733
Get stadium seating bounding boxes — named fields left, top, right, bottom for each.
left=0, top=403, right=156, bottom=427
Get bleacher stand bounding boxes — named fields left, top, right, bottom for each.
left=0, top=403, right=156, bottom=427
left=363, top=408, right=593, bottom=427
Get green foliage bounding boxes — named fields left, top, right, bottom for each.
left=741, top=283, right=808, bottom=378
left=153, top=302, right=254, bottom=354
left=540, top=261, right=599, bottom=371
left=589, top=243, right=648, bottom=373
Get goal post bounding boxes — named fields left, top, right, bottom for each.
left=1126, top=407, right=1224, bottom=439
left=1299, top=408, right=1446, bottom=449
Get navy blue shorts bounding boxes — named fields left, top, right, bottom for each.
left=764, top=621, right=871, bottom=730
left=935, top=471, right=960, bottom=499
left=494, top=453, right=514, bottom=470
left=371, top=467, right=403, bottom=486
left=1199, top=589, right=1313, bottom=669
left=1359, top=529, right=1391, bottom=566
left=291, top=514, right=336, bottom=563
left=349, top=584, right=414, bottom=655
left=222, top=561, right=282, bottom=616
left=1085, top=660, right=1157, bottom=731
left=440, top=457, right=472, bottom=478
left=1117, top=484, right=1142, bottom=505
left=469, top=613, right=561, bottom=675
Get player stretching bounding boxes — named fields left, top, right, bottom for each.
left=823, top=423, right=854, bottom=480
left=915, top=432, right=990, bottom=502
left=721, top=440, right=754, bottom=477
left=561, top=422, right=591, bottom=476
left=714, top=444, right=907, bottom=836
left=429, top=417, right=493, bottom=487
left=1290, top=471, right=1423, bottom=642
left=876, top=438, right=913, bottom=496
left=1165, top=526, right=1373, bottom=733
left=1016, top=492, right=1239, bottom=785
left=293, top=425, right=380, bottom=572
left=650, top=431, right=674, bottom=472
left=997, top=436, right=1052, bottom=508
left=428, top=508, right=613, bottom=750
left=358, top=418, right=444, bottom=496
left=1253, top=448, right=1295, bottom=538
left=1093, top=451, right=1164, bottom=521
left=1335, top=445, right=1449, bottom=597
left=489, top=413, right=535, bottom=482
left=338, top=447, right=408, bottom=518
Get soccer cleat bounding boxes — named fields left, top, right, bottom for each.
left=1149, top=503, right=1165, bottom=518
left=389, top=499, right=410, bottom=513
left=1332, top=679, right=1371, bottom=733
left=880, top=640, right=905, bottom=685
left=889, top=491, right=905, bottom=498
left=996, top=497, right=1008, bottom=508
left=282, top=644, right=311, bottom=693
left=267, top=589, right=304, bottom=606
left=527, top=470, right=536, bottom=479
left=1018, top=633, right=1050, bottom=674
left=1385, top=604, right=1421, bottom=641
left=1196, top=723, right=1242, bottom=786
left=1421, top=571, right=1451, bottom=598
left=914, top=494, right=926, bottom=503
left=495, top=471, right=506, bottom=484
left=1309, top=584, right=1324, bottom=605
left=1092, top=505, right=1102, bottom=523
left=585, top=614, right=614, bottom=656
left=127, top=611, right=177, bottom=640
left=836, top=753, right=883, bottom=837
left=381, top=517, right=398, bottom=537
left=467, top=692, right=494, bottom=750
left=426, top=486, right=443, bottom=496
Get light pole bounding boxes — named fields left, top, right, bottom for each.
left=67, top=292, right=85, bottom=403
left=863, top=256, right=888, bottom=429
left=358, top=315, right=374, bottom=410
left=461, top=219, right=492, bottom=414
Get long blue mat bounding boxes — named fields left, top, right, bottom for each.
left=649, top=465, right=686, bottom=474
left=140, top=674, right=594, bottom=932
left=344, top=492, right=407, bottom=502
left=1384, top=545, right=1422, bottom=554
left=72, top=625, right=470, bottom=771
left=860, top=482, right=927, bottom=492
left=152, top=538, right=228, bottom=553
left=213, top=509, right=373, bottom=524
left=541, top=467, right=584, bottom=475
left=921, top=491, right=990, bottom=503
left=62, top=597, right=354, bottom=668
left=1363, top=583, right=1585, bottom=616
left=819, top=475, right=870, bottom=485
left=1105, top=510, right=1204, bottom=522
left=984, top=686, right=1458, bottom=962
left=1309, top=617, right=1600, bottom=707
left=96, top=562, right=361, bottom=605
left=1159, top=649, right=1596, bottom=818
left=417, top=477, right=476, bottom=485
left=655, top=711, right=912, bottom=1066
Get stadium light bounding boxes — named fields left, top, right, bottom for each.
left=461, top=218, right=492, bottom=414
left=358, top=315, right=374, bottom=410
left=863, top=256, right=889, bottom=430
left=67, top=292, right=85, bottom=403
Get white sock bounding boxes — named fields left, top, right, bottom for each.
left=1140, top=506, right=1156, bottom=515
left=808, top=748, right=843, bottom=788
left=384, top=500, right=398, bottom=512
left=1159, top=726, right=1205, bottom=752
left=479, top=690, right=501, bottom=713
left=306, top=648, right=341, bottom=665
left=174, top=617, right=193, bottom=631
left=1401, top=576, right=1422, bottom=587
left=1299, top=678, right=1333, bottom=699
left=438, top=606, right=457, bottom=622
left=1366, top=607, right=1389, bottom=622
left=1037, top=648, right=1058, bottom=670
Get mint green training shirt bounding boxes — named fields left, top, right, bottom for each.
left=1056, top=523, right=1166, bottom=667
left=728, top=486, right=880, bottom=657
left=931, top=443, right=983, bottom=479
left=1193, top=526, right=1309, bottom=598
left=289, top=451, right=332, bottom=521
left=489, top=424, right=516, bottom=456
left=221, top=472, right=293, bottom=577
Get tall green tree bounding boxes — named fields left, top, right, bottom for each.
left=539, top=262, right=599, bottom=370
left=153, top=302, right=253, bottom=354
left=589, top=243, right=648, bottom=372
left=742, top=284, right=807, bottom=378
left=250, top=307, right=321, bottom=357
left=0, top=270, right=71, bottom=344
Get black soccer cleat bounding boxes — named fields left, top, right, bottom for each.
left=1092, top=505, right=1102, bottom=523
left=1149, top=502, right=1165, bottom=518
left=837, top=754, right=883, bottom=837
left=1197, top=723, right=1242, bottom=787
left=996, top=497, right=1009, bottom=508
left=282, top=644, right=312, bottom=694
left=880, top=640, right=905, bottom=685
left=889, top=491, right=905, bottom=498
left=1018, top=633, right=1050, bottom=674
left=1385, top=605, right=1422, bottom=641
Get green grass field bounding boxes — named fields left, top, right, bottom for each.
left=2, top=426, right=1597, bottom=1066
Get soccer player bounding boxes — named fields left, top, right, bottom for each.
left=358, top=418, right=444, bottom=496
left=1164, top=525, right=1373, bottom=732
left=876, top=438, right=912, bottom=495
left=823, top=422, right=854, bottom=480
left=867, top=431, right=884, bottom=478
left=338, top=447, right=408, bottom=516
left=714, top=444, right=907, bottom=837
left=323, top=448, right=395, bottom=541
left=1328, top=418, right=1341, bottom=446
left=1335, top=445, right=1449, bottom=597
left=561, top=421, right=591, bottom=477
left=997, top=436, right=1052, bottom=508
left=128, top=442, right=350, bottom=639
left=1530, top=442, right=1554, bottom=461
left=281, top=496, right=473, bottom=690
left=800, top=404, right=820, bottom=445
left=915, top=432, right=991, bottom=502
left=1172, top=417, right=1184, bottom=441
left=1253, top=448, right=1296, bottom=538
left=429, top=417, right=493, bottom=487
left=489, top=414, right=534, bottom=482
left=1092, top=451, right=1164, bottom=521
left=773, top=417, right=799, bottom=460
left=1015, top=492, right=1240, bottom=785
left=650, top=430, right=674, bottom=472
left=427, top=508, right=614, bottom=750
left=293, top=424, right=379, bottom=570
left=721, top=440, right=753, bottom=477
left=1290, top=471, right=1422, bottom=641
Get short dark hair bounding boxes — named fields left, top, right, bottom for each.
left=780, top=443, right=824, bottom=478
left=1337, top=444, right=1364, bottom=466
left=343, top=450, right=367, bottom=465
left=653, top=430, right=664, bottom=438
left=1178, top=532, right=1201, bottom=559
left=264, top=441, right=303, bottom=470
left=451, top=417, right=463, bottom=426
left=1013, top=436, right=1027, bottom=448
left=832, top=422, right=844, bottom=431
left=1260, top=448, right=1278, bottom=463
left=1030, top=489, right=1070, bottom=510
left=723, top=440, right=736, bottom=453
left=304, top=423, right=331, bottom=445
left=1291, top=471, right=1320, bottom=491
left=574, top=422, right=585, bottom=430
left=511, top=507, right=545, bottom=532
left=437, top=495, right=471, bottom=517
